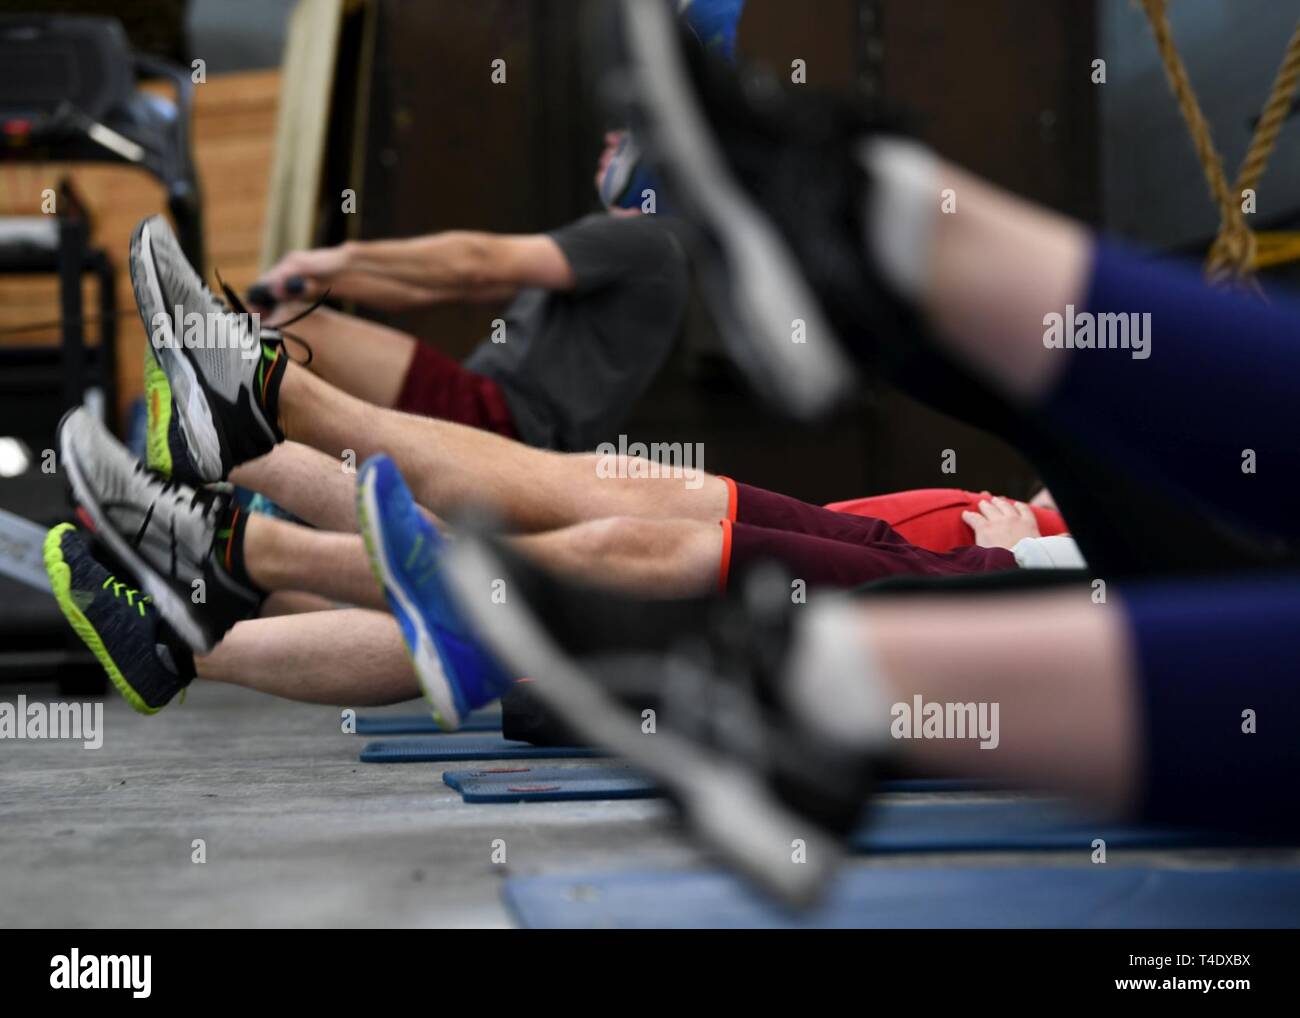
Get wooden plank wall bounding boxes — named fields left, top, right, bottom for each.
left=0, top=69, right=281, bottom=426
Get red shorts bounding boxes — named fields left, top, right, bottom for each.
left=825, top=488, right=1068, bottom=551
left=395, top=342, right=518, bottom=438
left=716, top=479, right=1017, bottom=592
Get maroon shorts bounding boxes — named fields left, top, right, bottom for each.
left=395, top=342, right=518, bottom=438
left=717, top=479, right=1017, bottom=592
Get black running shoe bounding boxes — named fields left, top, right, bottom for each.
left=58, top=407, right=262, bottom=653
left=44, top=523, right=196, bottom=714
left=443, top=527, right=877, bottom=906
left=608, top=0, right=928, bottom=418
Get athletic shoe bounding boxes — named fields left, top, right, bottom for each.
left=356, top=455, right=513, bottom=730
left=142, top=339, right=205, bottom=485
left=442, top=528, right=877, bottom=906
left=129, top=214, right=289, bottom=482
left=608, top=0, right=928, bottom=418
left=44, top=523, right=196, bottom=714
left=57, top=407, right=261, bottom=653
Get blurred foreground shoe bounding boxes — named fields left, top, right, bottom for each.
left=443, top=526, right=878, bottom=907
left=608, top=0, right=952, bottom=419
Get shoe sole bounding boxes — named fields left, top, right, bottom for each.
left=59, top=413, right=212, bottom=654
left=616, top=0, right=855, bottom=419
left=129, top=218, right=223, bottom=481
left=443, top=530, right=841, bottom=907
left=44, top=524, right=160, bottom=716
left=357, top=465, right=464, bottom=730
left=142, top=342, right=173, bottom=477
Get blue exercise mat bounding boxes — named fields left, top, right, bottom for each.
left=851, top=800, right=1226, bottom=854
left=442, top=765, right=992, bottom=804
left=354, top=711, right=500, bottom=735
left=445, top=765, right=656, bottom=802
left=440, top=771, right=1225, bottom=853
left=504, top=865, right=1300, bottom=928
left=359, top=737, right=602, bottom=763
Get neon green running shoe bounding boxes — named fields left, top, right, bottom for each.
left=143, top=340, right=175, bottom=477
left=44, top=523, right=196, bottom=715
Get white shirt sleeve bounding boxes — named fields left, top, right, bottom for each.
left=1011, top=535, right=1087, bottom=570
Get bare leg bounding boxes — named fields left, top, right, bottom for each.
left=261, top=591, right=336, bottom=615
left=269, top=303, right=417, bottom=408
left=244, top=508, right=722, bottom=602
left=229, top=442, right=360, bottom=532
left=241, top=514, right=383, bottom=609
left=276, top=363, right=729, bottom=531
left=820, top=589, right=1141, bottom=814
left=923, top=163, right=1090, bottom=399
left=513, top=517, right=724, bottom=597
left=197, top=608, right=418, bottom=705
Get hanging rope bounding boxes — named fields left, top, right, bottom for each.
left=1140, top=0, right=1300, bottom=288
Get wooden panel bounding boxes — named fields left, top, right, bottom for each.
left=878, top=0, right=1100, bottom=219
left=0, top=69, right=281, bottom=425
left=357, top=0, right=602, bottom=358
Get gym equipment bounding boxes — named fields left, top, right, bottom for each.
left=0, top=15, right=204, bottom=695
left=0, top=507, right=102, bottom=693
left=441, top=765, right=994, bottom=804
left=503, top=865, right=1300, bottom=929
left=1141, top=0, right=1300, bottom=285
left=0, top=507, right=50, bottom=593
left=0, top=14, right=204, bottom=267
left=359, top=737, right=603, bottom=763
left=0, top=183, right=118, bottom=429
left=354, top=711, right=500, bottom=735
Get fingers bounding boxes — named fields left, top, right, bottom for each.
left=960, top=510, right=984, bottom=529
left=976, top=497, right=1029, bottom=520
left=261, top=270, right=324, bottom=304
left=256, top=248, right=342, bottom=303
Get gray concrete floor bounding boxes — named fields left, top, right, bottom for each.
left=3, top=682, right=1295, bottom=927
left=0, top=682, right=703, bottom=928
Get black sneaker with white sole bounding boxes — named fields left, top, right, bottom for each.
left=58, top=407, right=262, bottom=653
left=130, top=214, right=300, bottom=483
left=607, top=0, right=948, bottom=419
left=442, top=527, right=878, bottom=907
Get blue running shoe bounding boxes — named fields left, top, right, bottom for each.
left=357, top=455, right=513, bottom=730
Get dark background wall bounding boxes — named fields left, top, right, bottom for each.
left=344, top=0, right=1108, bottom=503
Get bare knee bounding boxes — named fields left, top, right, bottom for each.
left=566, top=516, right=721, bottom=595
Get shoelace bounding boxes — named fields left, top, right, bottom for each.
left=130, top=460, right=224, bottom=517
left=101, top=573, right=153, bottom=617
left=214, top=269, right=327, bottom=368
left=125, top=462, right=229, bottom=572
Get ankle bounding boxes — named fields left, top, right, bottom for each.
left=215, top=502, right=266, bottom=597
left=783, top=597, right=895, bottom=752
left=259, top=346, right=292, bottom=440
left=860, top=137, right=940, bottom=304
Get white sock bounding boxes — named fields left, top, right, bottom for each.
left=782, top=596, right=895, bottom=753
left=859, top=137, right=940, bottom=302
